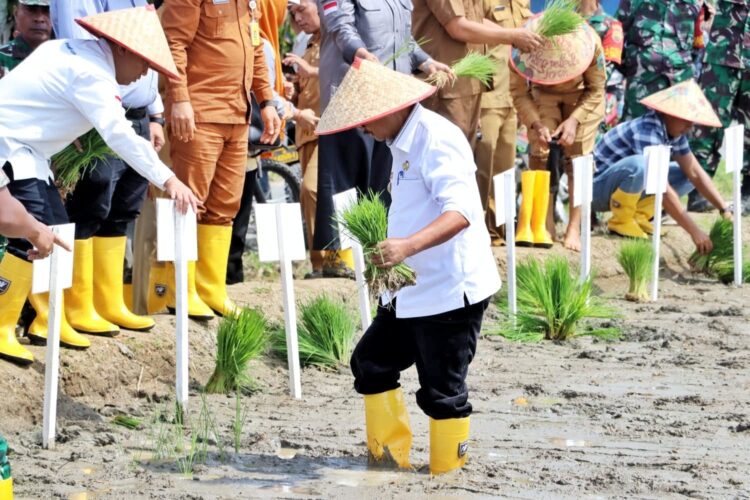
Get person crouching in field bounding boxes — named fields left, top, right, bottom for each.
left=316, top=59, right=501, bottom=475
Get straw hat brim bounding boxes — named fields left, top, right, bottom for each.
left=77, top=18, right=179, bottom=81
left=510, top=14, right=596, bottom=85
left=316, top=58, right=437, bottom=136
left=639, top=80, right=722, bottom=128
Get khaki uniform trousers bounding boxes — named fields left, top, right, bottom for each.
left=424, top=93, right=483, bottom=148
left=526, top=90, right=602, bottom=185
left=298, top=140, right=323, bottom=270
left=474, top=106, right=517, bottom=241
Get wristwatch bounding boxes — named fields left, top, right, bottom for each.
left=259, top=100, right=274, bottom=109
left=719, top=205, right=733, bottom=215
left=149, top=116, right=166, bottom=126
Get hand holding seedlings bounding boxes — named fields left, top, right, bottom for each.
left=371, top=238, right=412, bottom=268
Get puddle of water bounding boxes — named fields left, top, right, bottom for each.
left=322, top=466, right=403, bottom=488
left=275, top=447, right=298, bottom=460
left=547, top=437, right=590, bottom=448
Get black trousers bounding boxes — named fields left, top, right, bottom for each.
left=65, top=113, right=151, bottom=239
left=2, top=162, right=69, bottom=261
left=313, top=129, right=392, bottom=251
left=227, top=168, right=258, bottom=284
left=350, top=297, right=490, bottom=420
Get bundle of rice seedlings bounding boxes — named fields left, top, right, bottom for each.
left=271, top=295, right=357, bottom=368
left=535, top=0, right=585, bottom=39
left=617, top=239, right=654, bottom=302
left=334, top=191, right=416, bottom=297
left=205, top=308, right=269, bottom=394
left=500, top=257, right=618, bottom=342
left=51, top=129, right=115, bottom=193
left=714, top=260, right=750, bottom=285
left=688, top=218, right=734, bottom=273
left=425, top=51, right=497, bottom=89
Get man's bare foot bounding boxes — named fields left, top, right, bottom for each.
left=563, top=226, right=581, bottom=252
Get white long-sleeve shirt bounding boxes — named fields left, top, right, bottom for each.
left=383, top=104, right=501, bottom=318
left=50, top=0, right=163, bottom=115
left=0, top=39, right=173, bottom=187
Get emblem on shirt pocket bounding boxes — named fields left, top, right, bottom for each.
left=458, top=440, right=469, bottom=458
left=0, top=277, right=10, bottom=295
left=154, top=283, right=167, bottom=297
left=402, top=160, right=410, bottom=172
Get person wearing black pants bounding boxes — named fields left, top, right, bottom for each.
left=316, top=59, right=501, bottom=474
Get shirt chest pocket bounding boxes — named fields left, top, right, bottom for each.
left=356, top=0, right=390, bottom=46
left=200, top=1, right=235, bottom=38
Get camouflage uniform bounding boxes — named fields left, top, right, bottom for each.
left=616, top=0, right=703, bottom=120
left=0, top=35, right=31, bottom=79
left=587, top=7, right=623, bottom=78
left=689, top=0, right=750, bottom=178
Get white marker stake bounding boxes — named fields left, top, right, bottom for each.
left=255, top=203, right=306, bottom=399
left=156, top=200, right=197, bottom=410
left=725, top=125, right=744, bottom=286
left=644, top=145, right=671, bottom=301
left=573, top=155, right=594, bottom=282
left=332, top=189, right=371, bottom=331
left=41, top=224, right=75, bottom=449
left=494, top=170, right=517, bottom=316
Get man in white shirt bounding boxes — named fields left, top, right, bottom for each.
left=0, top=6, right=198, bottom=365
left=316, top=59, right=501, bottom=476
left=51, top=0, right=166, bottom=335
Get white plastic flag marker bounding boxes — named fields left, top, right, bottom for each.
left=644, top=145, right=671, bottom=301
left=332, top=189, right=372, bottom=332
left=573, top=155, right=595, bottom=282
left=255, top=202, right=306, bottom=399
left=493, top=169, right=517, bottom=316
left=156, top=199, right=198, bottom=410
left=724, top=124, right=744, bottom=286
left=38, top=223, right=75, bottom=449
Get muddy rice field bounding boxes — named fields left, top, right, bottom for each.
left=1, top=214, right=749, bottom=499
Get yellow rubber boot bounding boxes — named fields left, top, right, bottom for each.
left=608, top=189, right=648, bottom=238
left=196, top=224, right=237, bottom=317
left=65, top=239, right=119, bottom=335
left=92, top=236, right=155, bottom=332
left=338, top=248, right=355, bottom=271
left=515, top=170, right=535, bottom=247
left=0, top=254, right=34, bottom=365
left=635, top=195, right=656, bottom=235
left=146, top=262, right=170, bottom=315
left=27, top=292, right=91, bottom=349
left=166, top=262, right=215, bottom=320
left=429, top=417, right=470, bottom=475
left=531, top=171, right=554, bottom=248
left=363, top=388, right=412, bottom=469
left=123, top=283, right=134, bottom=312
left=0, top=476, right=11, bottom=499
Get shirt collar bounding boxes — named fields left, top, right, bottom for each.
left=648, top=110, right=683, bottom=142
left=95, top=38, right=117, bottom=75
left=11, top=36, right=32, bottom=60
left=389, top=104, right=422, bottom=153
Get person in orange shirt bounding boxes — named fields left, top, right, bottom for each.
left=161, top=0, right=281, bottom=319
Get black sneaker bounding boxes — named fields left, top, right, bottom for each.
left=687, top=191, right=713, bottom=213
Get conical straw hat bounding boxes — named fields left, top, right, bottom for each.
left=316, top=58, right=436, bottom=135
left=76, top=5, right=179, bottom=81
left=510, top=14, right=596, bottom=85
left=639, top=80, right=721, bottom=127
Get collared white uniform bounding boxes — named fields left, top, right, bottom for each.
left=50, top=0, right=163, bottom=115
left=385, top=104, right=501, bottom=318
left=0, top=39, right=173, bottom=187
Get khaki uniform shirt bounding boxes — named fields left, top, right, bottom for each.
left=412, top=0, right=485, bottom=99
left=296, top=33, right=321, bottom=148
left=481, top=0, right=532, bottom=109
left=161, top=0, right=274, bottom=124
left=509, top=39, right=606, bottom=127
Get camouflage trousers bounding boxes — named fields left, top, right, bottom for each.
left=621, top=70, right=692, bottom=121
left=689, top=62, right=750, bottom=176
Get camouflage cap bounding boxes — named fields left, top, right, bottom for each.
left=19, top=0, right=50, bottom=6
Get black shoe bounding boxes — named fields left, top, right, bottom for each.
left=687, top=191, right=713, bottom=213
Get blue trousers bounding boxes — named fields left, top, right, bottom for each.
left=592, top=154, right=694, bottom=212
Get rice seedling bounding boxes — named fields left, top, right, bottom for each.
left=617, top=239, right=654, bottom=302
left=334, top=191, right=417, bottom=298
left=232, top=388, right=250, bottom=454
left=535, top=0, right=585, bottom=39
left=688, top=218, right=733, bottom=273
left=498, top=257, right=619, bottom=342
left=426, top=51, right=497, bottom=89
left=271, top=295, right=357, bottom=368
left=112, top=415, right=143, bottom=430
left=382, top=36, right=430, bottom=67
left=205, top=308, right=269, bottom=394
left=714, top=260, right=750, bottom=285
left=51, top=129, right=115, bottom=193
